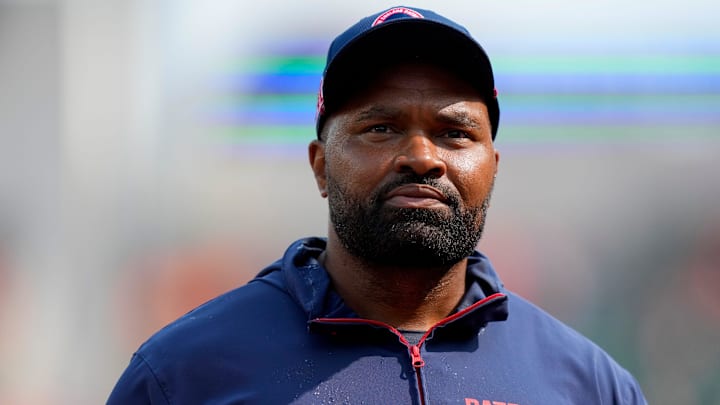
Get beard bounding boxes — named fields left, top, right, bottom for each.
left=327, top=173, right=493, bottom=268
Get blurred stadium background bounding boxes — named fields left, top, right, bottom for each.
left=1, top=0, right=719, bottom=403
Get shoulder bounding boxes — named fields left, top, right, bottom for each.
left=504, top=291, right=596, bottom=347
left=108, top=274, right=309, bottom=403
left=503, top=291, right=626, bottom=365
left=500, top=291, right=647, bottom=403
left=141, top=273, right=302, bottom=359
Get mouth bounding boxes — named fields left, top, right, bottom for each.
left=382, top=184, right=449, bottom=209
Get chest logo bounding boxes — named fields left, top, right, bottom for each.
left=465, top=399, right=520, bottom=405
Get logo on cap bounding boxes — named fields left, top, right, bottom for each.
left=372, top=7, right=424, bottom=27
left=316, top=78, right=325, bottom=121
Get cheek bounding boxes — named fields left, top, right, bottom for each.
left=327, top=141, right=393, bottom=188
left=452, top=153, right=480, bottom=174
left=325, top=147, right=378, bottom=197
left=448, top=151, right=496, bottom=201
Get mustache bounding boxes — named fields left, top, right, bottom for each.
left=373, top=174, right=461, bottom=207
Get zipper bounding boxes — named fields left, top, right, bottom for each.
left=311, top=292, right=507, bottom=405
left=310, top=317, right=429, bottom=403
left=410, top=344, right=425, bottom=368
left=410, top=344, right=427, bottom=405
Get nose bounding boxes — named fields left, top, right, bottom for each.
left=393, top=134, right=447, bottom=178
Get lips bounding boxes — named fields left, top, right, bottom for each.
left=383, top=184, right=449, bottom=208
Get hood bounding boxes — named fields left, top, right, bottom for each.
left=255, top=237, right=508, bottom=326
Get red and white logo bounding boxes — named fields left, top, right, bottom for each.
left=316, top=78, right=325, bottom=120
left=372, top=7, right=424, bottom=27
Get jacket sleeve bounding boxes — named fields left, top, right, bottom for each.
left=594, top=351, right=648, bottom=405
left=107, top=353, right=170, bottom=405
left=617, top=373, right=648, bottom=405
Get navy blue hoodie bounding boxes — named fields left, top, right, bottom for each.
left=108, top=237, right=646, bottom=404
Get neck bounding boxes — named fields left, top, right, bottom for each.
left=321, top=235, right=468, bottom=331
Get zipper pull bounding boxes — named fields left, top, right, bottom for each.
left=410, top=345, right=425, bottom=368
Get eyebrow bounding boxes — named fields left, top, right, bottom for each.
left=436, top=108, right=483, bottom=129
left=354, top=105, right=404, bottom=121
left=352, top=104, right=485, bottom=129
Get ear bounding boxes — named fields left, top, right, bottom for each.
left=308, top=140, right=328, bottom=198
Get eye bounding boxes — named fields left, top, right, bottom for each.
left=368, top=124, right=392, bottom=133
left=358, top=123, right=397, bottom=143
left=443, top=129, right=470, bottom=139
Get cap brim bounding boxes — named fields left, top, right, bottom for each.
left=320, top=19, right=499, bottom=138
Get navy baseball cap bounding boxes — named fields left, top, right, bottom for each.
left=315, top=6, right=500, bottom=140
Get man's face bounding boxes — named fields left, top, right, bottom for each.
left=311, top=62, right=499, bottom=268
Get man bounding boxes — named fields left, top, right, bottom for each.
left=109, top=6, right=647, bottom=404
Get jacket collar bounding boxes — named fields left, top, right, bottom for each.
left=256, top=237, right=509, bottom=335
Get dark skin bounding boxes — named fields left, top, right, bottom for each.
left=308, top=62, right=500, bottom=331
